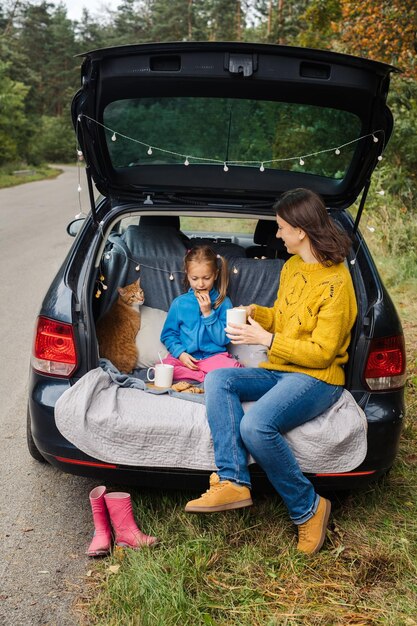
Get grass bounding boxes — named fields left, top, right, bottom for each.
left=78, top=279, right=417, bottom=625
left=0, top=164, right=62, bottom=188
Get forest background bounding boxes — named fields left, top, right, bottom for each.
left=1, top=0, right=417, bottom=284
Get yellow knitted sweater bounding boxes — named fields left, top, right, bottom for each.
left=252, top=255, right=358, bottom=386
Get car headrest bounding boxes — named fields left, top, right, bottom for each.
left=139, top=215, right=181, bottom=230
left=254, top=219, right=277, bottom=245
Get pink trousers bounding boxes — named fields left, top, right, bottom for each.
left=162, top=351, right=243, bottom=383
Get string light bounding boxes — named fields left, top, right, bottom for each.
left=77, top=114, right=385, bottom=172
left=74, top=114, right=87, bottom=219
left=99, top=245, right=185, bottom=292
left=350, top=225, right=376, bottom=265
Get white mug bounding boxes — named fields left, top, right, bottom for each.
left=226, top=308, right=247, bottom=328
left=147, top=363, right=174, bottom=388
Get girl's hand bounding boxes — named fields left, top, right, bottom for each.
left=179, top=352, right=200, bottom=370
left=226, top=316, right=273, bottom=347
left=195, top=290, right=212, bottom=316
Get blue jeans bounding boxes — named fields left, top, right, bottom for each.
left=204, top=368, right=343, bottom=524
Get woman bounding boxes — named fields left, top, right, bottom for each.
left=185, top=188, right=358, bottom=555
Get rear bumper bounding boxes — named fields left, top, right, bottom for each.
left=28, top=373, right=404, bottom=492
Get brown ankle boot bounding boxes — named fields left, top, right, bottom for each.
left=297, top=496, right=331, bottom=554
left=185, top=473, right=252, bottom=513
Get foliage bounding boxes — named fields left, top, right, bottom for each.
left=28, top=113, right=75, bottom=164
left=338, top=0, right=417, bottom=79
left=0, top=60, right=30, bottom=164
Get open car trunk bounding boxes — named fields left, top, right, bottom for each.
left=54, top=208, right=368, bottom=479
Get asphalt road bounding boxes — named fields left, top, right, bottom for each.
left=0, top=166, right=98, bottom=626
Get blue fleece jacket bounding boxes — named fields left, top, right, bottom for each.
left=160, top=288, right=233, bottom=359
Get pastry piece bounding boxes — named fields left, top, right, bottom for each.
left=187, top=386, right=204, bottom=394
left=171, top=381, right=192, bottom=392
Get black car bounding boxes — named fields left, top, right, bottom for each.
left=27, top=42, right=406, bottom=491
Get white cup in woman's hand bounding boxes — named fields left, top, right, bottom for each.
left=226, top=308, right=247, bottom=329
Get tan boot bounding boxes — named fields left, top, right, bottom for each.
left=297, top=496, right=331, bottom=554
left=185, top=473, right=253, bottom=513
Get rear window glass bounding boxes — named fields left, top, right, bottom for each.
left=104, top=97, right=361, bottom=180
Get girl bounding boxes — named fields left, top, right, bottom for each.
left=185, top=189, right=358, bottom=555
left=160, top=245, right=242, bottom=382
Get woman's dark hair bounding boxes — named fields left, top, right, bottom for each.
left=273, top=188, right=352, bottom=265
left=183, top=245, right=229, bottom=308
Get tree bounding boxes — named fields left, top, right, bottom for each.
left=0, top=60, right=30, bottom=164
left=339, top=0, right=417, bottom=78
left=16, top=2, right=78, bottom=116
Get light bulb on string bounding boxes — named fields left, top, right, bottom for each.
left=378, top=155, right=383, bottom=161
left=135, top=265, right=140, bottom=271
left=233, top=266, right=238, bottom=274
left=80, top=116, right=386, bottom=174
left=169, top=273, right=174, bottom=281
left=77, top=184, right=82, bottom=192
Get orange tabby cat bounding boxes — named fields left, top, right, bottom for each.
left=96, top=278, right=144, bottom=373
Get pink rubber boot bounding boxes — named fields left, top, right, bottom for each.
left=86, top=486, right=112, bottom=557
left=104, top=492, right=158, bottom=548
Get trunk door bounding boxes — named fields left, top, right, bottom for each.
left=72, top=42, right=396, bottom=213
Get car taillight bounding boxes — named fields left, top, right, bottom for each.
left=364, top=335, right=406, bottom=391
left=32, top=316, right=77, bottom=377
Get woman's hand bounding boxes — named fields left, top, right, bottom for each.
left=179, top=352, right=200, bottom=370
left=238, top=304, right=256, bottom=318
left=226, top=317, right=273, bottom=347
left=195, top=290, right=212, bottom=316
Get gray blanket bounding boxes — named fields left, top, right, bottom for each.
left=55, top=367, right=367, bottom=473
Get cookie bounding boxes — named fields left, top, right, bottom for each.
left=188, top=386, right=204, bottom=394
left=171, top=381, right=192, bottom=392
